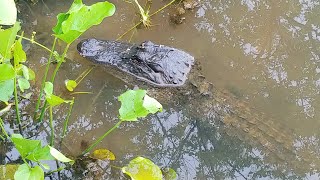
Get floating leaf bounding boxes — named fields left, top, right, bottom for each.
left=143, top=95, right=162, bottom=114
left=90, top=149, right=115, bottom=160
left=0, top=164, right=19, bottom=180
left=14, top=164, right=44, bottom=180
left=49, top=146, right=74, bottom=164
left=0, top=22, right=20, bottom=59
left=122, top=156, right=162, bottom=180
left=0, top=79, right=14, bottom=102
left=162, top=168, right=177, bottom=180
left=18, top=78, right=30, bottom=92
left=118, top=89, right=147, bottom=121
left=65, top=79, right=77, bottom=91
left=0, top=0, right=17, bottom=25
left=52, top=0, right=115, bottom=44
left=118, top=89, right=162, bottom=121
left=0, top=64, right=15, bottom=81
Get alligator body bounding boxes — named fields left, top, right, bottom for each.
left=77, top=38, right=319, bottom=175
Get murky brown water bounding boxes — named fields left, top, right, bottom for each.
left=4, top=0, right=320, bottom=179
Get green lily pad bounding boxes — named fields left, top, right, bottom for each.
left=122, top=156, right=162, bottom=180
left=118, top=89, right=162, bottom=121
left=65, top=79, right=77, bottom=91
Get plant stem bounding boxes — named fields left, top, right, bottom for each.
left=1, top=114, right=30, bottom=168
left=110, top=165, right=122, bottom=170
left=150, top=0, right=176, bottom=16
left=49, top=106, right=54, bottom=146
left=0, top=118, right=31, bottom=168
left=38, top=43, right=70, bottom=122
left=45, top=166, right=66, bottom=175
left=13, top=77, right=22, bottom=133
left=75, top=66, right=94, bottom=85
left=51, top=43, right=70, bottom=83
left=0, top=118, right=9, bottom=139
left=16, top=35, right=55, bottom=54
left=81, top=120, right=123, bottom=155
left=70, top=92, right=93, bottom=95
left=0, top=135, right=4, bottom=141
left=134, top=0, right=146, bottom=17
left=38, top=104, right=48, bottom=123
left=116, top=22, right=141, bottom=41
left=22, top=159, right=31, bottom=169
left=34, top=37, right=58, bottom=121
left=62, top=99, right=74, bottom=138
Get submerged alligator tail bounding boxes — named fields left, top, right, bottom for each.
left=77, top=38, right=320, bottom=175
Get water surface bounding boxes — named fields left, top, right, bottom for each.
left=4, top=0, right=320, bottom=179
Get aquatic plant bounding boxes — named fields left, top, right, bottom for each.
left=133, top=0, right=152, bottom=27
left=0, top=0, right=177, bottom=179
left=118, top=0, right=177, bottom=40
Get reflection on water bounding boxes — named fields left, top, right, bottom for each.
left=2, top=0, right=320, bottom=179
left=195, top=0, right=320, bottom=127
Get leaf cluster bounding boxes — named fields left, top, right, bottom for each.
left=11, top=134, right=74, bottom=180
left=0, top=0, right=178, bottom=180
left=0, top=23, right=35, bottom=103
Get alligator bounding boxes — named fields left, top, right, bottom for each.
left=77, top=38, right=320, bottom=176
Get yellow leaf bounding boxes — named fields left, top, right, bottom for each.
left=0, top=164, right=19, bottom=179
left=90, top=149, right=115, bottom=160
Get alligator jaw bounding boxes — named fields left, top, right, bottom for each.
left=77, top=38, right=195, bottom=87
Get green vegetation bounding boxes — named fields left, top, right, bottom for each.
left=122, top=156, right=163, bottom=180
left=117, top=0, right=177, bottom=40
left=0, top=0, right=177, bottom=179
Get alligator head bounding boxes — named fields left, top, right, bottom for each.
left=77, top=38, right=194, bottom=87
